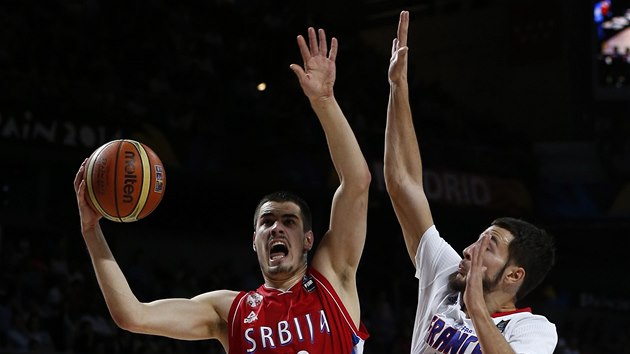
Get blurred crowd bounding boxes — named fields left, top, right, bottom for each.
left=1, top=223, right=629, bottom=354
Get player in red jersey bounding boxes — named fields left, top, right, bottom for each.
left=73, top=26, right=370, bottom=353
left=384, top=11, right=557, bottom=353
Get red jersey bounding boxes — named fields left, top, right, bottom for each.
left=227, top=267, right=369, bottom=353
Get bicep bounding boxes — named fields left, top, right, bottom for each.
left=390, top=182, right=433, bottom=264
left=312, top=186, right=369, bottom=280
left=130, top=290, right=237, bottom=341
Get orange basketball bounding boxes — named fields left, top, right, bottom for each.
left=84, top=139, right=166, bottom=222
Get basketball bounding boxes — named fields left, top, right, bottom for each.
left=84, top=139, right=166, bottom=222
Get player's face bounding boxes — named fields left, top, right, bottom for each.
left=449, top=225, right=513, bottom=293
left=253, top=201, right=313, bottom=278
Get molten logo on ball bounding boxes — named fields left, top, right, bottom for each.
left=85, top=139, right=166, bottom=223
left=123, top=151, right=137, bottom=204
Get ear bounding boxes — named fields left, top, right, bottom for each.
left=505, top=266, right=525, bottom=285
left=304, top=231, right=314, bottom=251
left=252, top=232, right=257, bottom=252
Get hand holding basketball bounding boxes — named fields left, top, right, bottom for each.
left=81, top=139, right=166, bottom=223
left=74, top=159, right=103, bottom=231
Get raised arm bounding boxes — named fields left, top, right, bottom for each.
left=73, top=159, right=236, bottom=347
left=384, top=11, right=434, bottom=265
left=289, top=28, right=371, bottom=325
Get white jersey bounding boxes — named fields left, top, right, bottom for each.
left=410, top=225, right=558, bottom=354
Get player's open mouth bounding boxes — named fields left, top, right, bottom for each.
left=269, top=241, right=289, bottom=261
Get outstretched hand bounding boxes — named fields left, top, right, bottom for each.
left=74, top=158, right=102, bottom=233
left=389, top=11, right=409, bottom=85
left=290, top=27, right=337, bottom=101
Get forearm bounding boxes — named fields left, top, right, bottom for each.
left=82, top=223, right=143, bottom=328
left=310, top=96, right=370, bottom=189
left=385, top=82, right=435, bottom=261
left=469, top=310, right=516, bottom=354
left=384, top=83, right=422, bottom=189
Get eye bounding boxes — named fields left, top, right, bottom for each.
left=261, top=217, right=274, bottom=226
left=285, top=219, right=296, bottom=225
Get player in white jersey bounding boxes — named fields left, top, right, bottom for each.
left=383, top=11, right=558, bottom=354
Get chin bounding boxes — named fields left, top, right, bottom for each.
left=267, top=263, right=292, bottom=275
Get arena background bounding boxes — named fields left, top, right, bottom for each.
left=1, top=1, right=629, bottom=353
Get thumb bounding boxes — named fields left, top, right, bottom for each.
left=289, top=64, right=306, bottom=80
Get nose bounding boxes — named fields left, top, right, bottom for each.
left=271, top=220, right=285, bottom=235
left=462, top=244, right=473, bottom=260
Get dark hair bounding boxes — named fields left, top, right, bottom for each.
left=491, top=217, right=555, bottom=301
left=253, top=191, right=312, bottom=232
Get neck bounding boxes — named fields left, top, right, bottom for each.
left=483, top=294, right=517, bottom=315
left=491, top=303, right=518, bottom=314
left=461, top=291, right=517, bottom=316
left=263, top=263, right=308, bottom=292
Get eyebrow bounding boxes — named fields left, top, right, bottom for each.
left=282, top=213, right=299, bottom=221
left=260, top=212, right=299, bottom=220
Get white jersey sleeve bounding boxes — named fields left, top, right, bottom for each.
left=414, top=225, right=461, bottom=285
left=411, top=225, right=461, bottom=352
left=500, top=312, right=557, bottom=353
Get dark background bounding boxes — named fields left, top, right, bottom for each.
left=1, top=0, right=629, bottom=353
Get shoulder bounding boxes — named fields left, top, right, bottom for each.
left=498, top=311, right=558, bottom=352
left=307, top=267, right=344, bottom=303
left=193, top=290, right=241, bottom=318
left=499, top=310, right=557, bottom=333
left=193, top=289, right=241, bottom=303
left=509, top=310, right=555, bottom=323
left=308, top=267, right=333, bottom=290
left=416, top=225, right=460, bottom=269
left=420, top=225, right=440, bottom=245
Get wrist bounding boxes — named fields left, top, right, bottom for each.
left=309, top=94, right=336, bottom=108
left=81, top=220, right=100, bottom=236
